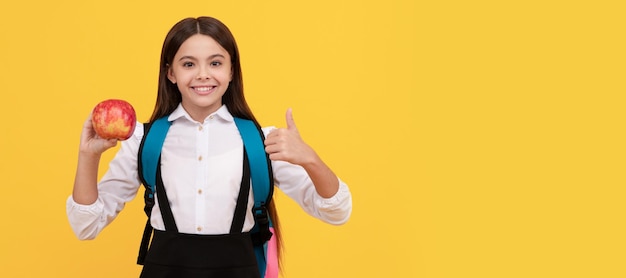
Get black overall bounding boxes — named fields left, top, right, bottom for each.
left=139, top=153, right=260, bottom=278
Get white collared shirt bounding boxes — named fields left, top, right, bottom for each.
left=67, top=104, right=352, bottom=239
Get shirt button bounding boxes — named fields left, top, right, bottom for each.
left=198, top=125, right=203, bottom=131
left=209, top=115, right=214, bottom=120
left=197, top=226, right=202, bottom=232
left=198, top=189, right=203, bottom=194
left=198, top=156, right=203, bottom=161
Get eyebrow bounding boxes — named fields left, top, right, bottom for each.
left=178, top=54, right=226, bottom=61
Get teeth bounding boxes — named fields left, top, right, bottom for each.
left=195, top=87, right=213, bottom=92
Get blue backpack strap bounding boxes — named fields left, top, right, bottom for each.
left=140, top=116, right=172, bottom=196
left=233, top=117, right=274, bottom=276
left=233, top=117, right=272, bottom=210
left=136, top=116, right=171, bottom=265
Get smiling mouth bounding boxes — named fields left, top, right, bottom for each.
left=193, top=86, right=216, bottom=94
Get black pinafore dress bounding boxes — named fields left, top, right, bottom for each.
left=139, top=153, right=260, bottom=278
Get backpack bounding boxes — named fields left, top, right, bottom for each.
left=135, top=115, right=278, bottom=277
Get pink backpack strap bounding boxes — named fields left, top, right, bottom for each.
left=264, top=227, right=279, bottom=278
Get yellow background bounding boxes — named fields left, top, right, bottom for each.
left=0, top=0, right=624, bottom=277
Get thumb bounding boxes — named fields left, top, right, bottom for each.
left=285, top=108, right=297, bottom=130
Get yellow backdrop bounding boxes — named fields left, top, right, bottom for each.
left=0, top=0, right=624, bottom=277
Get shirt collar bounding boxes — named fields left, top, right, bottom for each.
left=167, top=103, right=234, bottom=123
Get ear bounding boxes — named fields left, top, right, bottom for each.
left=166, top=64, right=176, bottom=84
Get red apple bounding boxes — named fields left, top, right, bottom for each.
left=91, top=99, right=137, bottom=140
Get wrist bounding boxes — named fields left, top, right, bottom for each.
left=299, top=151, right=322, bottom=168
left=78, top=149, right=102, bottom=162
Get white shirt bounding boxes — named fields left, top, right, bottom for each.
left=67, top=104, right=352, bottom=239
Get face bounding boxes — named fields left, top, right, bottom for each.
left=167, top=34, right=232, bottom=121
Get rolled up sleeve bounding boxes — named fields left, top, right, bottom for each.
left=272, top=159, right=352, bottom=225
left=66, top=196, right=106, bottom=240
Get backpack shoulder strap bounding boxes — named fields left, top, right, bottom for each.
left=233, top=117, right=275, bottom=277
left=136, top=116, right=171, bottom=265
left=233, top=117, right=273, bottom=209
left=139, top=116, right=172, bottom=196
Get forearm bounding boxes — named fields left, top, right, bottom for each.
left=72, top=151, right=101, bottom=205
left=272, top=157, right=352, bottom=225
left=301, top=153, right=340, bottom=198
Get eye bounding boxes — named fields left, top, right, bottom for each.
left=183, top=61, right=194, bottom=68
left=210, top=61, right=222, bottom=67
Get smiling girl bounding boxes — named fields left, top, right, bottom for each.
left=66, top=17, right=352, bottom=278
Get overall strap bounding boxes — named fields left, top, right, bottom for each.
left=155, top=158, right=177, bottom=232
left=230, top=150, right=252, bottom=233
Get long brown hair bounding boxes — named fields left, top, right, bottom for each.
left=149, top=16, right=282, bottom=267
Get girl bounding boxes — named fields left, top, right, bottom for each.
left=67, top=17, right=352, bottom=278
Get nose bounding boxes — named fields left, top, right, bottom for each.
left=196, top=66, right=211, bottom=80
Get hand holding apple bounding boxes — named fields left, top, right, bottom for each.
left=91, top=99, right=137, bottom=140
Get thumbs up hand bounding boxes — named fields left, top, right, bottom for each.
left=264, top=108, right=317, bottom=166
